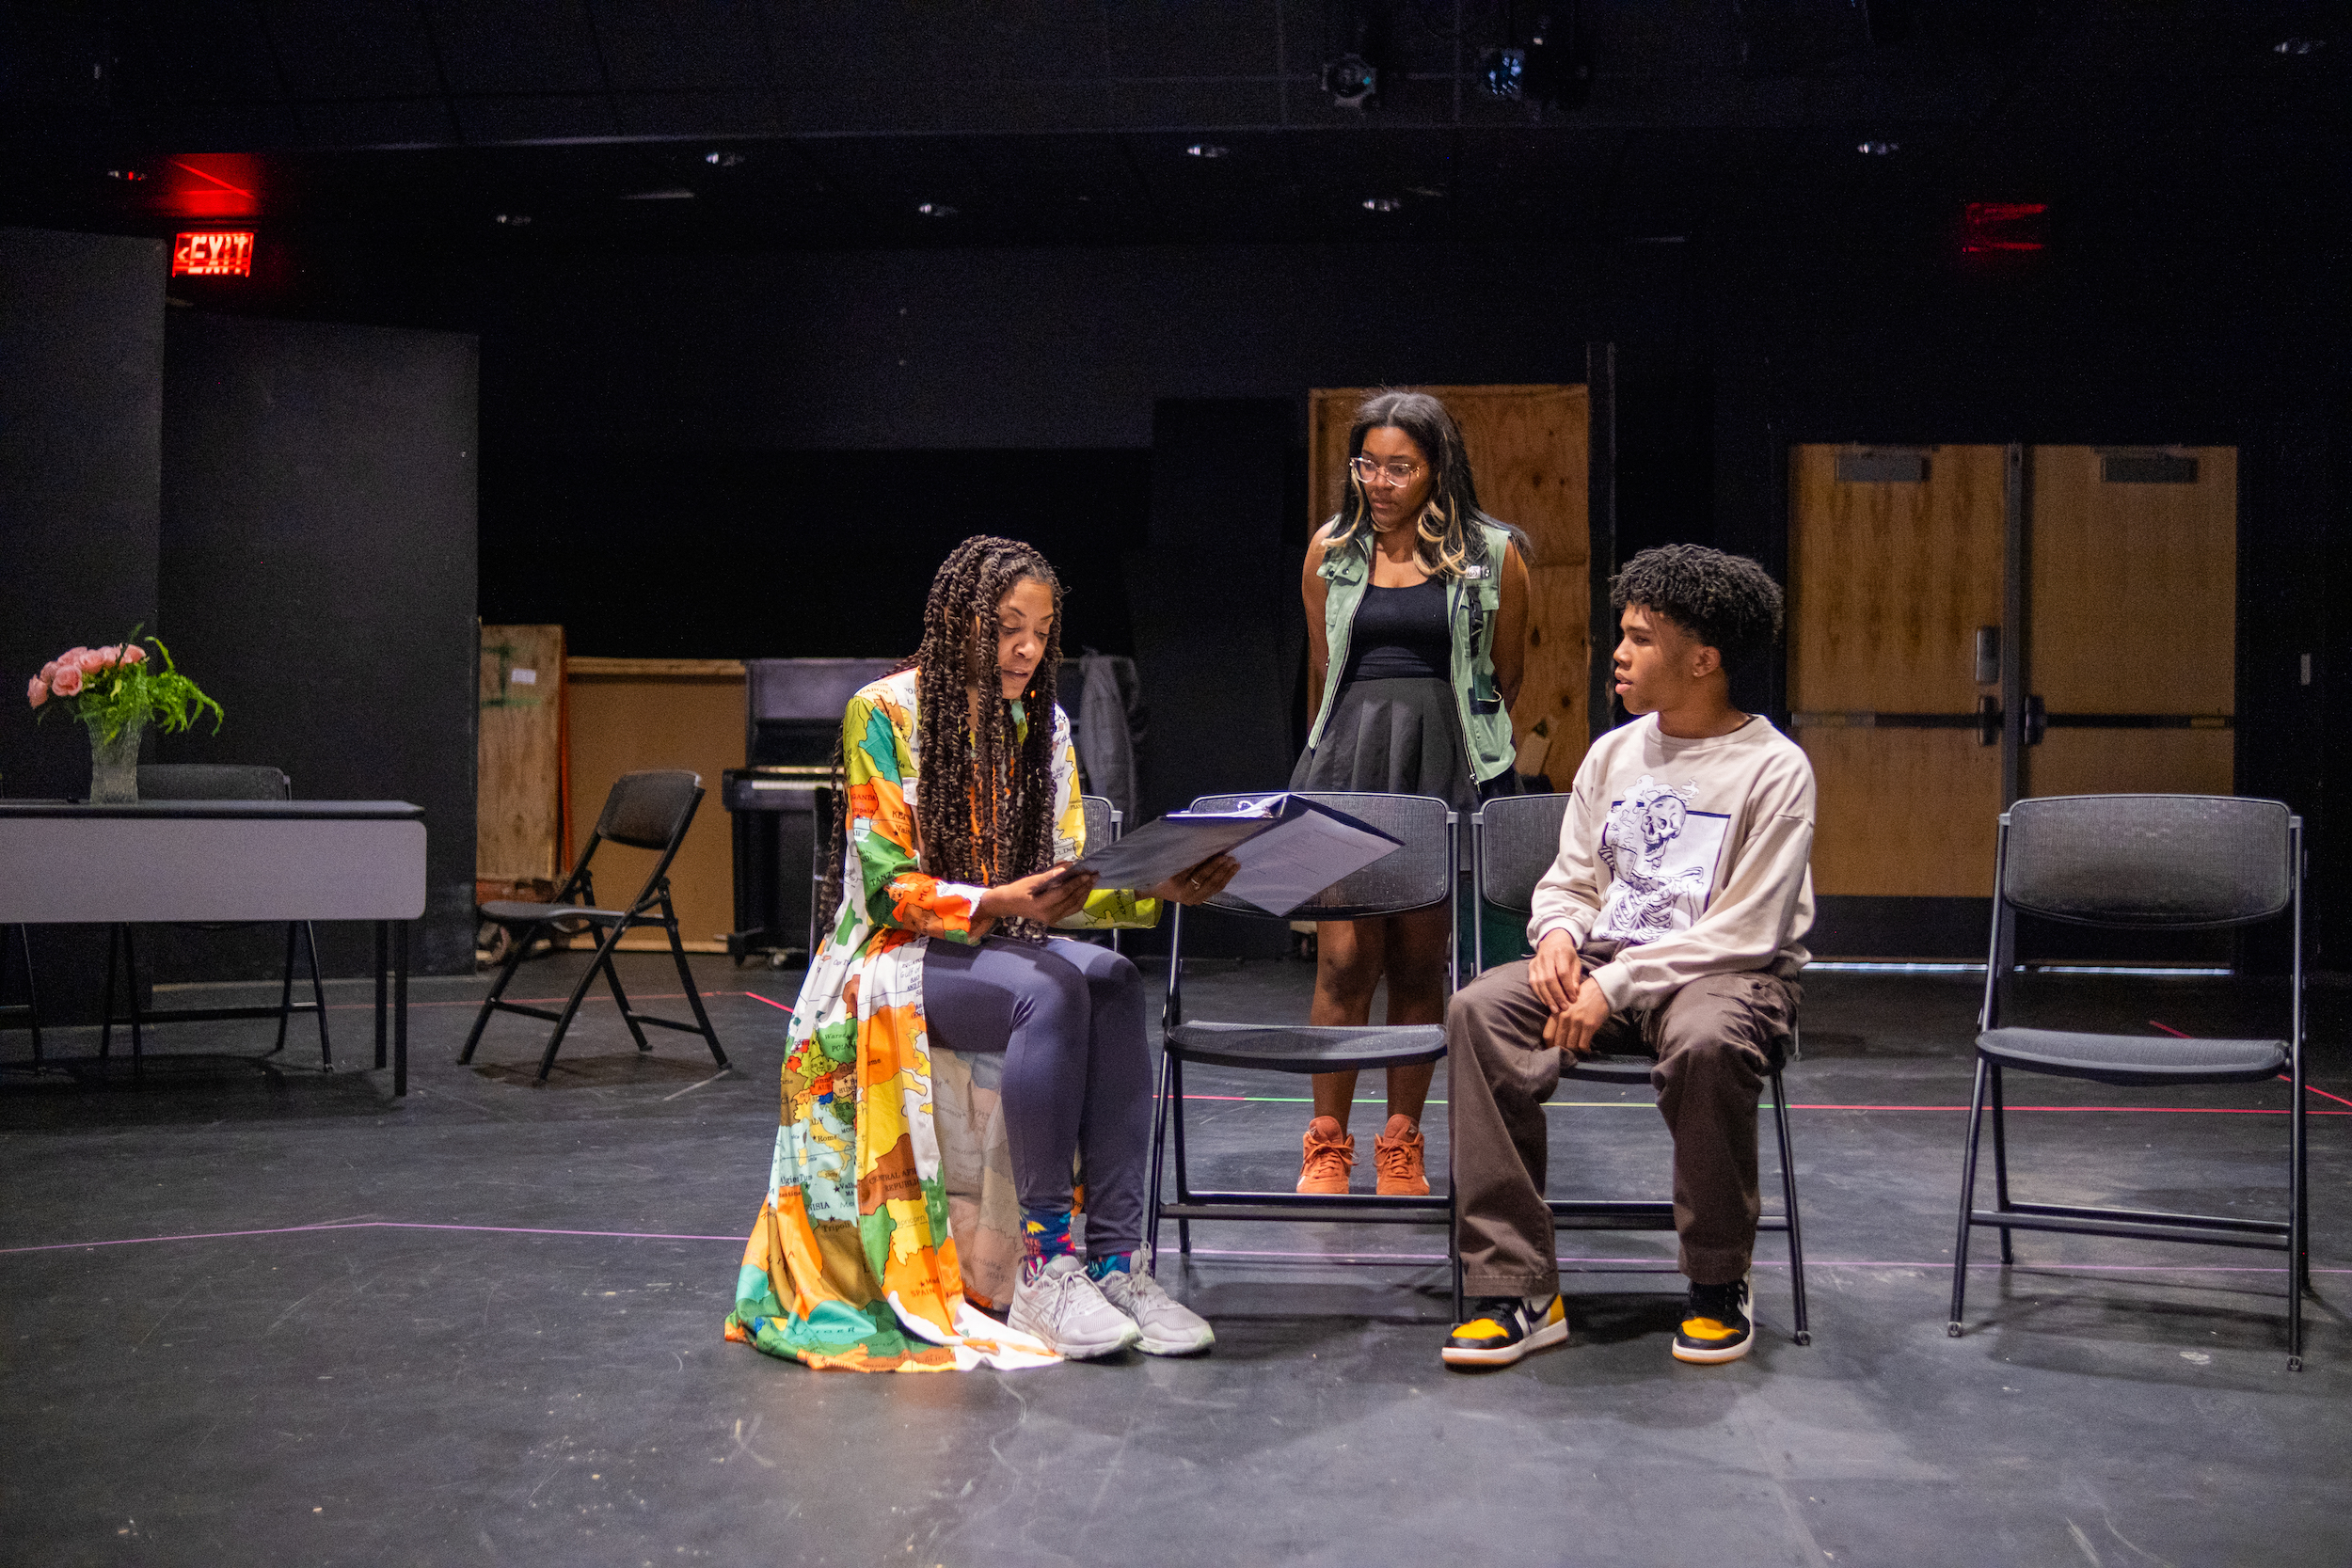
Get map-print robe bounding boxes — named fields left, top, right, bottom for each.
left=725, top=668, right=1157, bottom=1371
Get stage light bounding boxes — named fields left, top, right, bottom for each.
left=917, top=202, right=957, bottom=217
left=619, top=187, right=694, bottom=200
left=1322, top=52, right=1378, bottom=109
left=1184, top=143, right=1229, bottom=159
left=2274, top=37, right=2324, bottom=55
left=1480, top=46, right=1526, bottom=100
left=1361, top=196, right=1403, bottom=213
left=1858, top=140, right=1899, bottom=155
left=704, top=150, right=745, bottom=166
left=105, top=168, right=146, bottom=181
left=494, top=213, right=532, bottom=226
left=171, top=230, right=252, bottom=277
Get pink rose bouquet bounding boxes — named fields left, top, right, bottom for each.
left=27, top=626, right=222, bottom=744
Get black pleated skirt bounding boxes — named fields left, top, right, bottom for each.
left=1289, top=676, right=1484, bottom=812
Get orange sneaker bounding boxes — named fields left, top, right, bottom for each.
left=1374, top=1116, right=1430, bottom=1196
left=1295, top=1116, right=1356, bottom=1195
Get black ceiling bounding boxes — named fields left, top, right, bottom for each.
left=1, top=0, right=2343, bottom=253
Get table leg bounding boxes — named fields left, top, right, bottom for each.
left=374, top=922, right=389, bottom=1070
left=394, top=921, right=409, bottom=1097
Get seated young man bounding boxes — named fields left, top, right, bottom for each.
left=1442, top=544, right=1813, bottom=1370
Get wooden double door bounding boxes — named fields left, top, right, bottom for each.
left=1789, top=443, right=2236, bottom=954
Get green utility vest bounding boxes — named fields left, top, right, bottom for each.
left=1307, top=520, right=1517, bottom=784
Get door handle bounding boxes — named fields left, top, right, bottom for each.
left=1976, top=695, right=2000, bottom=747
left=2026, top=694, right=2047, bottom=746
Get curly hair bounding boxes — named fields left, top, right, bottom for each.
left=1608, top=545, right=1784, bottom=674
left=1324, top=389, right=1525, bottom=577
left=815, top=535, right=1065, bottom=944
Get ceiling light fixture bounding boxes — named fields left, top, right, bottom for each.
left=1184, top=143, right=1230, bottom=159
left=1858, top=140, right=1899, bottom=155
left=1361, top=196, right=1403, bottom=213
left=917, top=202, right=958, bottom=217
left=1323, top=52, right=1378, bottom=109
left=1479, top=46, right=1526, bottom=100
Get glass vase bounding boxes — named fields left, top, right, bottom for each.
left=87, top=714, right=145, bottom=804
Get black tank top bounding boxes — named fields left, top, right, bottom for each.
left=1340, top=577, right=1450, bottom=685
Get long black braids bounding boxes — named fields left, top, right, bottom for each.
left=814, top=536, right=1066, bottom=945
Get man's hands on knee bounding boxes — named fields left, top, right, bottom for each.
left=1529, top=931, right=1610, bottom=1057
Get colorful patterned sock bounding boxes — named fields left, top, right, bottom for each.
left=1085, top=1252, right=1134, bottom=1281
left=1020, top=1206, right=1074, bottom=1283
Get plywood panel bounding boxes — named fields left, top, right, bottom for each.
left=1788, top=445, right=2007, bottom=712
left=1788, top=445, right=2006, bottom=897
left=565, top=658, right=745, bottom=954
left=1797, top=726, right=2002, bottom=897
left=2029, top=446, right=2235, bottom=716
left=1309, top=385, right=1590, bottom=785
left=2024, top=729, right=2234, bottom=800
left=478, top=624, right=564, bottom=879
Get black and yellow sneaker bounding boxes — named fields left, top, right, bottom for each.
left=1441, top=1294, right=1568, bottom=1369
left=1672, top=1276, right=1755, bottom=1364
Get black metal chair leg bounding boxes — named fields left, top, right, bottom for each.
left=1772, top=1067, right=1811, bottom=1346
left=536, top=926, right=625, bottom=1082
left=600, top=945, right=653, bottom=1053
left=1169, top=1050, right=1192, bottom=1257
left=269, top=922, right=299, bottom=1056
left=1989, top=1061, right=2015, bottom=1265
left=457, top=921, right=537, bottom=1064
left=1145, top=1047, right=1173, bottom=1278
left=2288, top=1069, right=2306, bottom=1371
left=100, top=925, right=120, bottom=1060
left=122, top=926, right=146, bottom=1075
left=659, top=895, right=728, bottom=1067
left=1948, top=1056, right=1991, bottom=1336
left=303, top=923, right=332, bottom=1068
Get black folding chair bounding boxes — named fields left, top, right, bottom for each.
left=100, top=764, right=331, bottom=1074
left=1947, top=794, right=2310, bottom=1370
left=1466, top=791, right=1811, bottom=1343
left=1147, top=791, right=1456, bottom=1275
left=461, top=769, right=728, bottom=1084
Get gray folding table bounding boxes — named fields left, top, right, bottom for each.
left=0, top=800, right=427, bottom=1094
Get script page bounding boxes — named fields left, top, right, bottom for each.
left=1221, top=810, right=1400, bottom=914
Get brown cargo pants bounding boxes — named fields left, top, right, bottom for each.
left=1447, top=960, right=1798, bottom=1295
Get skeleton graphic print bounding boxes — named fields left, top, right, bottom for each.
left=1590, top=774, right=1730, bottom=945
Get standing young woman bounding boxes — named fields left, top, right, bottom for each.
left=726, top=535, right=1238, bottom=1370
left=1291, top=391, right=1530, bottom=1196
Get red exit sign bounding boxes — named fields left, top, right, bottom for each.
left=172, top=230, right=254, bottom=277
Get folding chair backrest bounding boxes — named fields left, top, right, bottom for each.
left=2002, top=794, right=2292, bottom=928
left=135, top=764, right=290, bottom=801
left=1080, top=793, right=1119, bottom=853
left=1476, top=792, right=1572, bottom=913
left=1187, top=791, right=1452, bottom=919
left=595, top=770, right=703, bottom=851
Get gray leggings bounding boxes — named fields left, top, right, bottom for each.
left=921, top=935, right=1152, bottom=1258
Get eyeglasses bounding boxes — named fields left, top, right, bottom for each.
left=1349, top=455, right=1425, bottom=488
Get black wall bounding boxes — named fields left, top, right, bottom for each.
left=0, top=228, right=167, bottom=1023
left=158, top=313, right=481, bottom=977
left=237, top=224, right=2349, bottom=960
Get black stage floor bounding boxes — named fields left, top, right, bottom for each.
left=2, top=951, right=2345, bottom=1566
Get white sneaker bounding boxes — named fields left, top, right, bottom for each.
left=1009, top=1256, right=1141, bottom=1360
left=1094, top=1266, right=1216, bottom=1356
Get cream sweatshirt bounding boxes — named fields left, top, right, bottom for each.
left=1526, top=712, right=1816, bottom=1015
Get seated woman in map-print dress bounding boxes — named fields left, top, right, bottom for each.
left=725, top=535, right=1239, bottom=1371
